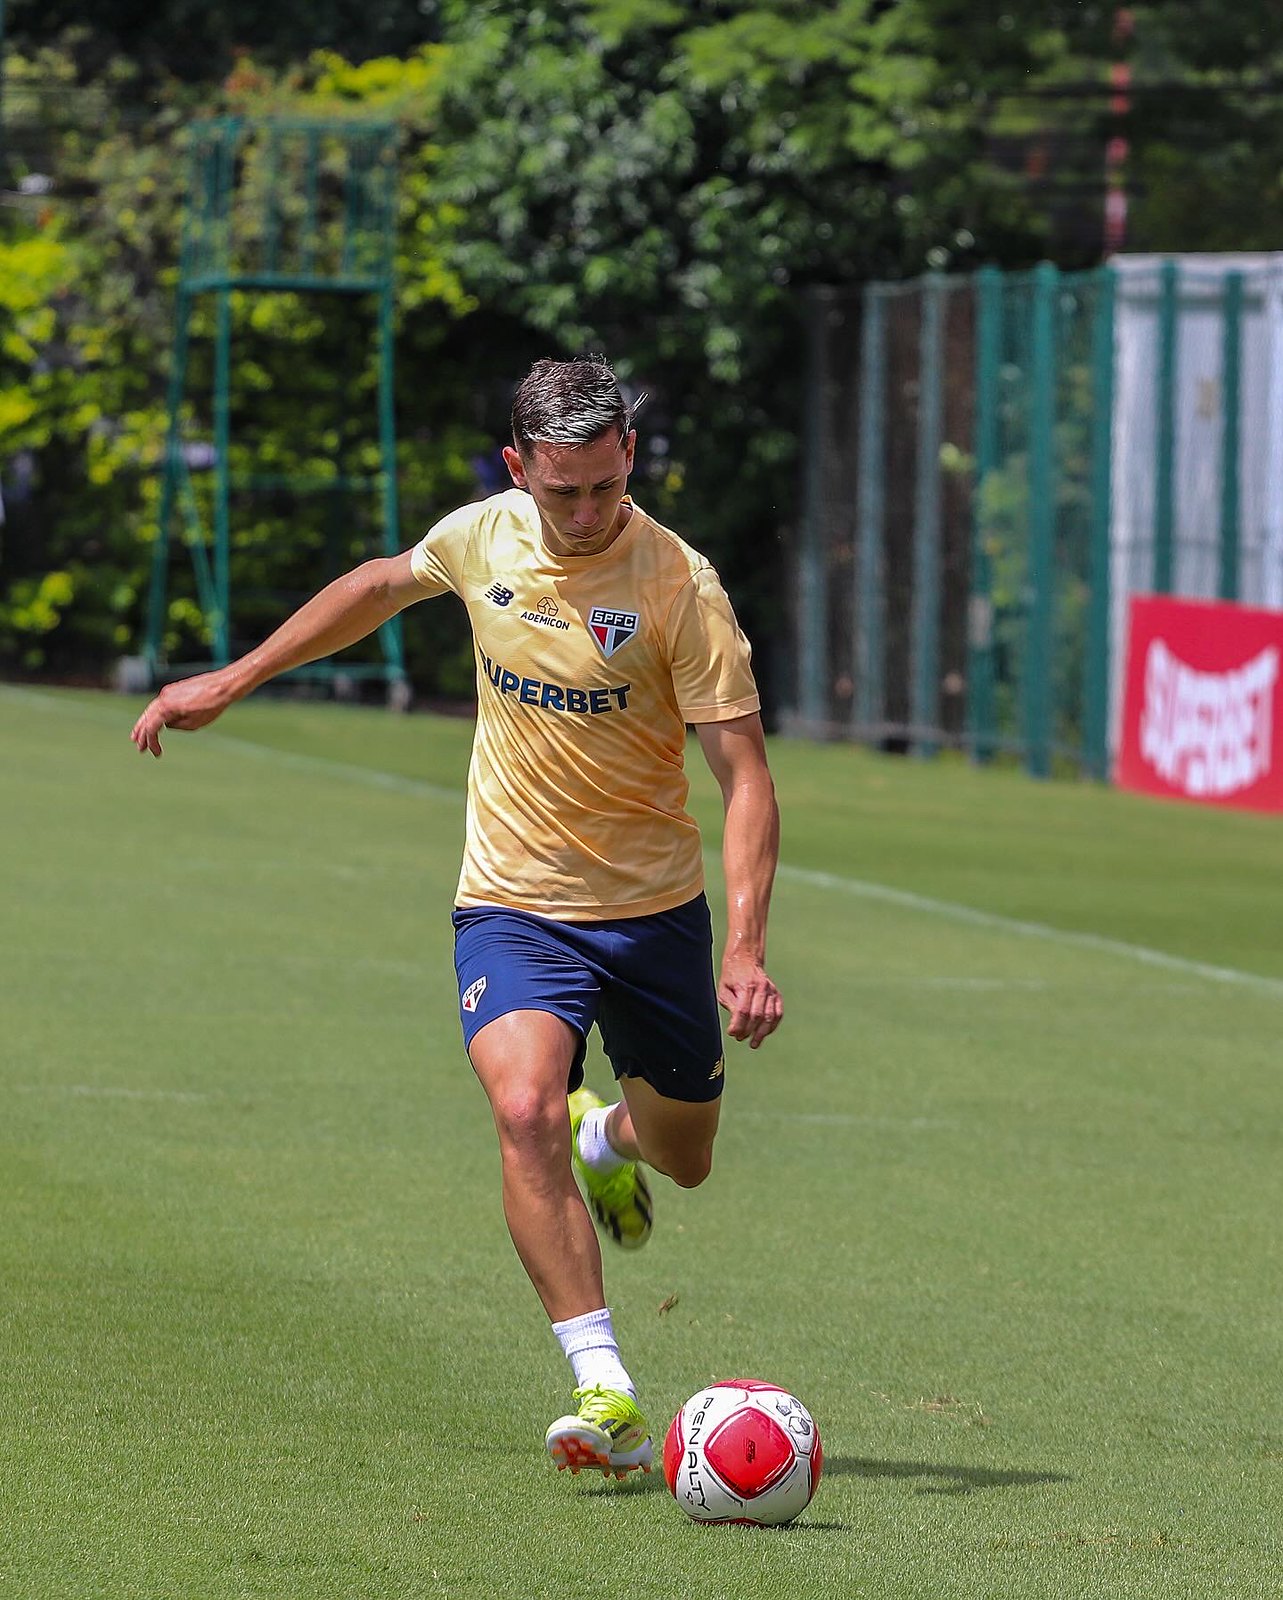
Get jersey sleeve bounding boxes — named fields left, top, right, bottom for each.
left=409, top=501, right=482, bottom=596
left=666, top=563, right=761, bottom=723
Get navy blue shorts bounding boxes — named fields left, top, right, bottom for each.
left=451, top=893, right=725, bottom=1103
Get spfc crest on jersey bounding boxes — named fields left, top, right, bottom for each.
left=587, top=605, right=639, bottom=658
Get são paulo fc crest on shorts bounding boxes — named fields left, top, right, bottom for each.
left=461, top=975, right=487, bottom=1013
left=588, top=605, right=639, bottom=658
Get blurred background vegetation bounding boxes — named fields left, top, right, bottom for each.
left=3, top=0, right=1283, bottom=701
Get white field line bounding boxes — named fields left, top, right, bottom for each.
left=14, top=1083, right=210, bottom=1103
left=0, top=684, right=461, bottom=802
left=776, top=863, right=1283, bottom=1001
left=209, top=733, right=461, bottom=803
left=8, top=683, right=1282, bottom=1002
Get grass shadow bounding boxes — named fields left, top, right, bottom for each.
left=577, top=1472, right=851, bottom=1530
left=825, top=1456, right=1071, bottom=1497
left=578, top=1470, right=668, bottom=1497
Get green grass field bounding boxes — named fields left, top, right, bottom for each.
left=3, top=683, right=1282, bottom=1599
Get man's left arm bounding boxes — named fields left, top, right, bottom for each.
left=695, top=713, right=783, bottom=1050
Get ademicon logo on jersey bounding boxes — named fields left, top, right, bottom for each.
left=588, top=605, right=638, bottom=658
left=1140, top=637, right=1279, bottom=798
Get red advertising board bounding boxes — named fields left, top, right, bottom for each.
left=1116, top=596, right=1283, bottom=812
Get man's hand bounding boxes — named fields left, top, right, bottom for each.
left=718, top=946, right=783, bottom=1049
left=131, top=668, right=239, bottom=758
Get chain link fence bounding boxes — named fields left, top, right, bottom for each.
left=787, top=255, right=1283, bottom=779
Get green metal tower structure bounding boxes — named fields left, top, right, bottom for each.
left=146, top=117, right=407, bottom=702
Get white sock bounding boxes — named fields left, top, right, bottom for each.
left=552, top=1307, right=635, bottom=1395
left=577, top=1105, right=628, bottom=1175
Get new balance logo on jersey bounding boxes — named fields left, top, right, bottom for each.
left=485, top=583, right=515, bottom=607
left=461, top=976, right=488, bottom=1013
left=588, top=605, right=639, bottom=657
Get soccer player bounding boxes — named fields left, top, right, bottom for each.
left=131, top=356, right=783, bottom=1481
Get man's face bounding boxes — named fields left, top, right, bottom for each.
left=502, top=430, right=636, bottom=558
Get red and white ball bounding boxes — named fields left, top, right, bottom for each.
left=663, top=1380, right=823, bottom=1526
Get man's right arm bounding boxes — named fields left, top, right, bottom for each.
left=131, top=549, right=430, bottom=757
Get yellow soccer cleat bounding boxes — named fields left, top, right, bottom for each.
left=545, top=1384, right=654, bottom=1480
left=567, top=1086, right=653, bottom=1249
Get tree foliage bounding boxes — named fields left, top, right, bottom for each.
left=7, top=0, right=441, bottom=82
left=1123, top=3, right=1283, bottom=251
left=422, top=0, right=1087, bottom=668
left=0, top=42, right=484, bottom=680
left=3, top=1, right=1280, bottom=688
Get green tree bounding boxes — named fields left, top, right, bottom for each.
left=424, top=0, right=1101, bottom=672
left=12, top=1, right=1281, bottom=692
left=1123, top=3, right=1283, bottom=251
left=7, top=0, right=440, bottom=81
left=0, top=41, right=484, bottom=682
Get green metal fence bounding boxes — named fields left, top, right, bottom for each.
left=145, top=117, right=407, bottom=700
left=790, top=256, right=1283, bottom=778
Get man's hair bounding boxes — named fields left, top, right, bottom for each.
left=510, top=355, right=644, bottom=456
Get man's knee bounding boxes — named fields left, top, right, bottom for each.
left=647, top=1142, right=713, bottom=1190
left=492, top=1086, right=565, bottom=1160
left=468, top=1010, right=579, bottom=1164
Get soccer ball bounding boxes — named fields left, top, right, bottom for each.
left=663, top=1380, right=823, bottom=1526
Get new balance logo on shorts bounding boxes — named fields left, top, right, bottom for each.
left=485, top=583, right=515, bottom=607
left=461, top=976, right=488, bottom=1013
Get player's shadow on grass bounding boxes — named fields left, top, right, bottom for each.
left=826, top=1456, right=1070, bottom=1497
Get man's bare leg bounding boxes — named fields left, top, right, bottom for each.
left=607, top=1074, right=720, bottom=1190
left=467, top=1007, right=653, bottom=1477
left=467, top=1007, right=604, bottom=1322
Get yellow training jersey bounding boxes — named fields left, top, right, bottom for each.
left=410, top=488, right=760, bottom=920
